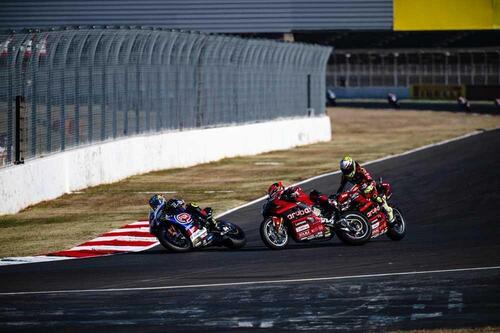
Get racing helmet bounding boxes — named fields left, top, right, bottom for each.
left=340, top=156, right=356, bottom=178
left=162, top=198, right=184, bottom=215
left=267, top=181, right=285, bottom=200
left=166, top=198, right=185, bottom=211
left=149, top=194, right=166, bottom=211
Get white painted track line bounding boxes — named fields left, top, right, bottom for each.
left=68, top=245, right=154, bottom=252
left=105, top=227, right=150, bottom=233
left=1, top=265, right=499, bottom=296
left=0, top=256, right=75, bottom=266
left=127, top=221, right=151, bottom=226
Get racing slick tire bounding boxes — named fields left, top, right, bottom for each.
left=386, top=207, right=406, bottom=241
left=156, top=223, right=193, bottom=253
left=336, top=211, right=372, bottom=245
left=218, top=221, right=247, bottom=249
left=260, top=218, right=289, bottom=250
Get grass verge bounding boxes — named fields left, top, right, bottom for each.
left=1, top=107, right=499, bottom=257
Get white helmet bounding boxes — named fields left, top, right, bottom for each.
left=340, top=156, right=356, bottom=178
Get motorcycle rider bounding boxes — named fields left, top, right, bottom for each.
left=267, top=181, right=313, bottom=206
left=337, top=156, right=394, bottom=223
left=148, top=194, right=217, bottom=231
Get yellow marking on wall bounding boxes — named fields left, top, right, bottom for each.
left=411, top=85, right=465, bottom=100
left=394, top=0, right=500, bottom=30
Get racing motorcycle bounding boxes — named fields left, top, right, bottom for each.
left=260, top=187, right=334, bottom=250
left=259, top=179, right=406, bottom=250
left=149, top=198, right=246, bottom=253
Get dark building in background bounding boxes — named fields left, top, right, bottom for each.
left=0, top=0, right=392, bottom=32
left=1, top=0, right=498, bottom=99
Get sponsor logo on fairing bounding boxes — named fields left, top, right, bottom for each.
left=297, top=230, right=312, bottom=239
left=175, top=213, right=193, bottom=224
left=287, top=207, right=312, bottom=220
left=190, top=228, right=208, bottom=246
left=295, top=224, right=310, bottom=232
left=367, top=207, right=378, bottom=217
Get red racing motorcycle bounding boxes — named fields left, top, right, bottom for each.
left=259, top=179, right=406, bottom=250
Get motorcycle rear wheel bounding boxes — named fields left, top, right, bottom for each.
left=336, top=211, right=372, bottom=245
left=260, top=218, right=289, bottom=250
left=157, top=223, right=192, bottom=253
left=218, top=221, right=247, bottom=249
left=386, top=207, right=406, bottom=241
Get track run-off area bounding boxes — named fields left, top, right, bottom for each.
left=0, top=129, right=499, bottom=332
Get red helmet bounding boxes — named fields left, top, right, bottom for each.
left=267, top=182, right=285, bottom=200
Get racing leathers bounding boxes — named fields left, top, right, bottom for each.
left=185, top=202, right=217, bottom=229
left=158, top=197, right=217, bottom=229
left=337, top=162, right=395, bottom=223
left=278, top=185, right=314, bottom=206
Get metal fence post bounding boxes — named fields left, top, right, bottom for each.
left=483, top=51, right=488, bottom=85
left=154, top=34, right=170, bottom=131
left=75, top=32, right=91, bottom=145
left=6, top=34, right=15, bottom=164
left=45, top=34, right=63, bottom=153
left=122, top=32, right=140, bottom=135
left=470, top=52, right=475, bottom=85
left=457, top=52, right=462, bottom=85
left=29, top=33, right=38, bottom=156
left=60, top=33, right=78, bottom=151
left=15, top=95, right=24, bottom=164
left=101, top=32, right=117, bottom=140
left=393, top=53, right=398, bottom=87
left=307, top=74, right=311, bottom=111
left=87, top=32, right=104, bottom=142
left=134, top=32, right=149, bottom=134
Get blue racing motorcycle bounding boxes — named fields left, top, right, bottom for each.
left=148, top=195, right=246, bottom=253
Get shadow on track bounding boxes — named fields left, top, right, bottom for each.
left=140, top=241, right=349, bottom=255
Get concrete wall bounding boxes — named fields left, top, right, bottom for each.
left=0, top=116, right=331, bottom=215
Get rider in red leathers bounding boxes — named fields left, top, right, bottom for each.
left=336, top=156, right=394, bottom=223
left=267, top=182, right=313, bottom=206
left=267, top=156, right=395, bottom=225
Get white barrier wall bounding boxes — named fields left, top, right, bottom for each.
left=0, top=116, right=331, bottom=215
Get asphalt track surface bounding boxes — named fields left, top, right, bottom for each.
left=1, top=129, right=500, bottom=332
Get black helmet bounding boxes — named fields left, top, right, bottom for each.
left=165, top=198, right=185, bottom=213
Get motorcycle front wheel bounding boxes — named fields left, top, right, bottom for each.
left=217, top=220, right=247, bottom=249
left=386, top=207, right=406, bottom=241
left=336, top=211, right=372, bottom=245
left=157, top=223, right=192, bottom=253
left=260, top=218, right=289, bottom=250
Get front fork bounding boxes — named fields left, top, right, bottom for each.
left=271, top=216, right=286, bottom=235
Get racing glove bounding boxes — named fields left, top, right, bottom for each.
left=309, top=189, right=321, bottom=202
left=203, top=207, right=218, bottom=229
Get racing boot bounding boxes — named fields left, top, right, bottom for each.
left=376, top=196, right=395, bottom=225
left=203, top=207, right=219, bottom=230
